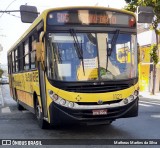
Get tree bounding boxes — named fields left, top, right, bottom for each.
left=124, top=0, right=138, bottom=12
left=0, top=68, right=4, bottom=78
left=124, top=0, right=160, bottom=95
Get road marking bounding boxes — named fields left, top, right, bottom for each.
left=139, top=100, right=160, bottom=106
left=151, top=114, right=160, bottom=118
left=145, top=100, right=160, bottom=104
left=1, top=107, right=11, bottom=113
left=139, top=103, right=152, bottom=107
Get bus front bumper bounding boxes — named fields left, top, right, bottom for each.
left=49, top=97, right=139, bottom=125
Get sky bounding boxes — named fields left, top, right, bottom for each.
left=0, top=0, right=126, bottom=66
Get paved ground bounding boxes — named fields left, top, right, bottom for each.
left=0, top=85, right=160, bottom=147
left=0, top=85, right=3, bottom=106
left=139, top=91, right=160, bottom=100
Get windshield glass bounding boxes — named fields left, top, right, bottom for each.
left=46, top=32, right=137, bottom=81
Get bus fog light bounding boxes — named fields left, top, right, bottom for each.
left=123, top=98, right=128, bottom=104
left=60, top=99, right=66, bottom=106
left=68, top=102, right=74, bottom=108
left=134, top=90, right=139, bottom=96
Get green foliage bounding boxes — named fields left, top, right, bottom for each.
left=125, top=0, right=160, bottom=20
left=125, top=0, right=135, bottom=3
left=125, top=0, right=160, bottom=95
left=150, top=44, right=159, bottom=65
left=124, top=3, right=137, bottom=12
left=124, top=0, right=138, bottom=12
left=125, top=0, right=160, bottom=64
left=0, top=68, right=4, bottom=78
left=157, top=29, right=160, bottom=35
left=124, top=0, right=138, bottom=4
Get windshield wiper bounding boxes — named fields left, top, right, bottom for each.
left=70, top=29, right=85, bottom=75
left=108, top=30, right=120, bottom=56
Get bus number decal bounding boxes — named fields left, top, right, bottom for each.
left=57, top=13, right=69, bottom=23
left=113, top=94, right=122, bottom=99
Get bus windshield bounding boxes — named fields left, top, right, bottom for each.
left=46, top=32, right=137, bottom=81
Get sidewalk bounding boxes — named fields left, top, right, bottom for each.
left=0, top=85, right=3, bottom=106
left=139, top=91, right=160, bottom=100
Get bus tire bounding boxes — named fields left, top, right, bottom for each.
left=35, top=98, right=49, bottom=129
left=17, top=100, right=25, bottom=111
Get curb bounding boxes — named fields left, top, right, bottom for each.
left=139, top=92, right=160, bottom=100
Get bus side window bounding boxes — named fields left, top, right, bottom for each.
left=24, top=40, right=30, bottom=70
left=19, top=44, right=24, bottom=71
left=15, top=49, right=19, bottom=72
left=12, top=51, right=15, bottom=73
left=8, top=53, right=12, bottom=74
left=30, top=35, right=37, bottom=69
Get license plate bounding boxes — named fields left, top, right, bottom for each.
left=92, top=109, right=107, bottom=115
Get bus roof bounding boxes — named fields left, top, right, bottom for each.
left=8, top=6, right=135, bottom=54
left=43, top=6, right=135, bottom=16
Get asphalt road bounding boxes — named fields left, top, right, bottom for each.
left=0, top=85, right=160, bottom=147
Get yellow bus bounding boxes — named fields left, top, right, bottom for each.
left=7, top=6, right=139, bottom=129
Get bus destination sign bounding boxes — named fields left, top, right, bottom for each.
left=48, top=9, right=136, bottom=27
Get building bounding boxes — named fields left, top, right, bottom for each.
left=138, top=23, right=160, bottom=92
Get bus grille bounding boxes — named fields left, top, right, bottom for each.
left=76, top=99, right=122, bottom=105
left=65, top=84, right=129, bottom=93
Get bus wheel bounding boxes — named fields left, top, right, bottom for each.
left=35, top=99, right=49, bottom=129
left=17, top=100, right=24, bottom=111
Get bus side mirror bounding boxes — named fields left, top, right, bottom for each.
left=137, top=6, right=154, bottom=23
left=35, top=31, right=45, bottom=70
left=20, top=5, right=39, bottom=23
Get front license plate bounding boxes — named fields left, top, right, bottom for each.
left=92, top=109, right=107, bottom=115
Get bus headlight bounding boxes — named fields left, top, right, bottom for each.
left=48, top=90, right=53, bottom=95
left=134, top=90, right=139, bottom=96
left=48, top=90, right=75, bottom=108
left=128, top=95, right=134, bottom=101
left=48, top=90, right=59, bottom=101
left=123, top=98, right=128, bottom=104
left=68, top=102, right=74, bottom=108
left=60, top=99, right=66, bottom=106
